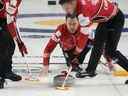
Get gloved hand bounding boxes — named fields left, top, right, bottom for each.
left=71, top=57, right=79, bottom=64
left=17, top=40, right=28, bottom=57
left=78, top=14, right=90, bottom=27
left=6, top=4, right=17, bottom=15
left=39, top=65, right=49, bottom=77
left=61, top=71, right=68, bottom=76
left=7, top=14, right=15, bottom=24
left=70, top=57, right=81, bottom=72
left=70, top=57, right=79, bottom=67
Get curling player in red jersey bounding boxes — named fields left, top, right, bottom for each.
left=59, top=0, right=128, bottom=84
left=41, top=13, right=93, bottom=77
left=0, top=0, right=27, bottom=89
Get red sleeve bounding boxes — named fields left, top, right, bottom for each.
left=43, top=39, right=57, bottom=66
left=78, top=0, right=118, bottom=23
left=77, top=0, right=96, bottom=27
left=6, top=22, right=17, bottom=38
left=43, top=25, right=62, bottom=65
left=74, top=30, right=89, bottom=54
left=0, top=0, right=6, bottom=18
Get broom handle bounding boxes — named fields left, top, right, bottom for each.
left=24, top=56, right=31, bottom=76
left=62, top=66, right=72, bottom=88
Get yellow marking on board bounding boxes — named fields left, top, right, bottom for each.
left=35, top=19, right=65, bottom=26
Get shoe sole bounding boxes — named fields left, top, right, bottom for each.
left=76, top=73, right=97, bottom=78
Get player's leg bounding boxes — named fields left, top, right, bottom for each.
left=86, top=24, right=108, bottom=73
left=0, top=77, right=5, bottom=89
left=62, top=50, right=70, bottom=67
left=112, top=51, right=128, bottom=71
left=4, top=38, right=22, bottom=81
left=4, top=32, right=15, bottom=73
left=0, top=46, right=5, bottom=89
left=103, top=27, right=121, bottom=71
left=71, top=40, right=92, bottom=72
left=125, top=80, right=128, bottom=84
left=77, top=39, right=92, bottom=65
left=62, top=49, right=82, bottom=72
left=76, top=9, right=125, bottom=78
left=0, top=25, right=8, bottom=89
left=104, top=9, right=124, bottom=58
left=2, top=27, right=22, bottom=81
left=76, top=23, right=108, bottom=78
left=0, top=48, right=6, bottom=89
left=105, top=10, right=128, bottom=71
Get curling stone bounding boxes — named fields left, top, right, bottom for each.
left=53, top=71, right=75, bottom=87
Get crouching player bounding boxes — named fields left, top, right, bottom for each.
left=41, top=14, right=93, bottom=76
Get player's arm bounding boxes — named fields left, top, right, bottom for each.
left=77, top=7, right=93, bottom=48
left=6, top=20, right=28, bottom=57
left=42, top=39, right=57, bottom=76
left=6, top=0, right=21, bottom=37
left=6, top=0, right=28, bottom=57
left=78, top=0, right=93, bottom=27
left=43, top=39, right=58, bottom=66
left=41, top=30, right=61, bottom=76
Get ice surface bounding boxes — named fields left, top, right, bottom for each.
left=0, top=0, right=128, bottom=96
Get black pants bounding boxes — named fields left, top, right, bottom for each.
left=0, top=19, right=15, bottom=78
left=86, top=10, right=128, bottom=73
left=63, top=40, right=92, bottom=67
